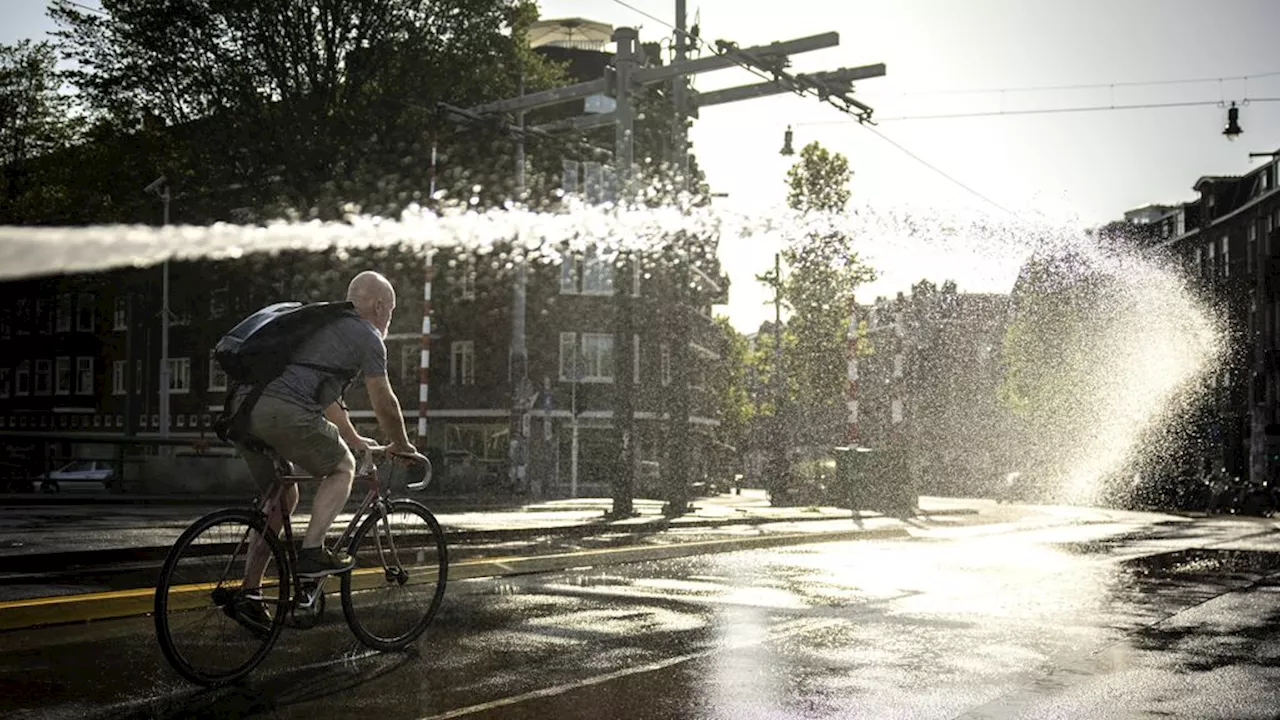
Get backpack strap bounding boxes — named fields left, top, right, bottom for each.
left=213, top=382, right=267, bottom=445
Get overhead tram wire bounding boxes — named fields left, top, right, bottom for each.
left=606, top=0, right=1026, bottom=222
left=897, top=70, right=1280, bottom=97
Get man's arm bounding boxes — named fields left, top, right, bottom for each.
left=365, top=374, right=414, bottom=452
left=324, top=402, right=367, bottom=451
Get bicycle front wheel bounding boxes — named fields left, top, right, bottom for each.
left=341, top=499, right=448, bottom=651
left=154, top=508, right=289, bottom=686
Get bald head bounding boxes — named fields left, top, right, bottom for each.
left=347, top=271, right=395, bottom=337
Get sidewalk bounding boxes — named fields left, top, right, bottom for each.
left=0, top=489, right=973, bottom=562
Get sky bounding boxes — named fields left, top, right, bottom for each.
left=6, top=0, right=1280, bottom=332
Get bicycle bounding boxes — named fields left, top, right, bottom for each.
left=153, top=445, right=448, bottom=687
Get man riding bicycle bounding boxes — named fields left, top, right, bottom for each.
left=229, top=270, right=423, bottom=630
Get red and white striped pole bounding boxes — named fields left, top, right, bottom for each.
left=419, top=257, right=434, bottom=442
left=846, top=294, right=859, bottom=446
left=419, top=133, right=437, bottom=443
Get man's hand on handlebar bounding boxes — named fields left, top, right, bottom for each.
left=389, top=440, right=428, bottom=465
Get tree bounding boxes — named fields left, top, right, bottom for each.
left=778, top=141, right=875, bottom=448
left=0, top=40, right=83, bottom=221
left=709, top=315, right=754, bottom=464
left=47, top=0, right=566, bottom=220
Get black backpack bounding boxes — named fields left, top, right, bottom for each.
left=212, top=300, right=357, bottom=444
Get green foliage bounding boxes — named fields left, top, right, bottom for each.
left=710, top=315, right=754, bottom=453
left=0, top=39, right=85, bottom=221
left=20, top=0, right=565, bottom=223
left=774, top=141, right=875, bottom=447
left=785, top=141, right=850, bottom=214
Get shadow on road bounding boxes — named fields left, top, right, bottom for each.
left=97, top=648, right=418, bottom=720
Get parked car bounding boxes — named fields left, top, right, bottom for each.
left=38, top=460, right=119, bottom=494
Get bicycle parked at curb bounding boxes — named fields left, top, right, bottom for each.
left=154, top=446, right=447, bottom=687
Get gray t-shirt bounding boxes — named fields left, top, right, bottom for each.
left=261, top=314, right=387, bottom=412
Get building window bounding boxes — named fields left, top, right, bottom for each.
left=14, top=361, right=30, bottom=394
left=583, top=161, right=604, bottom=204
left=660, top=342, right=672, bottom=387
left=583, top=248, right=615, bottom=295
left=169, top=358, right=191, bottom=394
left=460, top=256, right=476, bottom=301
left=400, top=344, right=419, bottom=385
left=177, top=414, right=185, bottom=428
left=151, top=414, right=159, bottom=429
left=56, top=294, right=72, bottom=333
left=76, top=357, right=94, bottom=395
left=450, top=341, right=475, bottom=385
left=202, top=413, right=211, bottom=428
left=207, top=351, right=227, bottom=392
left=92, top=415, right=101, bottom=428
left=560, top=253, right=579, bottom=294
left=76, top=292, right=95, bottom=332
left=562, top=158, right=580, bottom=196
left=0, top=368, right=9, bottom=399
left=580, top=333, right=614, bottom=382
left=35, top=299, right=52, bottom=335
left=210, top=288, right=229, bottom=318
left=188, top=414, right=197, bottom=428
left=34, top=359, right=51, bottom=396
left=893, top=354, right=905, bottom=379
left=560, top=332, right=614, bottom=383
left=56, top=356, right=71, bottom=395
left=559, top=332, right=579, bottom=380
left=15, top=299, right=30, bottom=336
left=113, top=360, right=127, bottom=395
left=113, top=296, right=128, bottom=330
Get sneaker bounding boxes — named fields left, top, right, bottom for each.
left=295, top=547, right=355, bottom=578
left=222, top=590, right=273, bottom=638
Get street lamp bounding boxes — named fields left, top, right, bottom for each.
left=1223, top=102, right=1243, bottom=141
left=144, top=175, right=171, bottom=441
left=780, top=125, right=795, bottom=156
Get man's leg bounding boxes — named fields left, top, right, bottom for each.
left=302, top=451, right=355, bottom=550
left=255, top=398, right=356, bottom=576
left=238, top=447, right=299, bottom=593
left=244, top=483, right=299, bottom=592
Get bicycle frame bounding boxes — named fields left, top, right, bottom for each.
left=260, top=464, right=399, bottom=612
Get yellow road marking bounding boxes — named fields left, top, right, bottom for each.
left=0, top=526, right=905, bottom=631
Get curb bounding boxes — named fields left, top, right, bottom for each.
left=0, top=510, right=914, bottom=573
left=0, top=525, right=909, bottom=632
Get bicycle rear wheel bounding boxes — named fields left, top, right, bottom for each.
left=154, top=508, right=290, bottom=686
left=341, top=499, right=448, bottom=651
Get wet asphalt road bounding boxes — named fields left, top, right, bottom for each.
left=4, top=508, right=1280, bottom=719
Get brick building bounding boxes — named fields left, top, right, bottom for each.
left=1138, top=150, right=1280, bottom=484
left=856, top=285, right=1011, bottom=496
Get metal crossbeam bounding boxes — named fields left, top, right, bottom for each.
left=467, top=77, right=609, bottom=116
left=531, top=112, right=617, bottom=134
left=464, top=33, right=837, bottom=119
left=693, top=64, right=886, bottom=109
left=439, top=103, right=612, bottom=157
left=629, top=32, right=839, bottom=86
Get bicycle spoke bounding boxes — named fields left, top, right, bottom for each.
left=155, top=510, right=287, bottom=686
left=341, top=500, right=447, bottom=651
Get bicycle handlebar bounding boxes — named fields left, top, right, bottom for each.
left=356, top=445, right=430, bottom=476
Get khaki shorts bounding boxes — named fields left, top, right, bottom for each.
left=234, top=394, right=352, bottom=490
